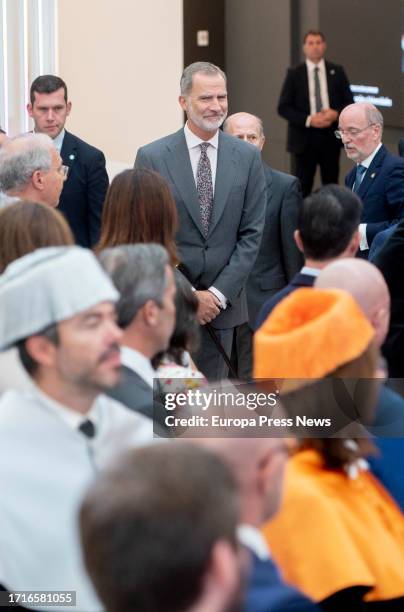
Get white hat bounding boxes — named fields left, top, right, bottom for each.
left=0, top=246, right=119, bottom=350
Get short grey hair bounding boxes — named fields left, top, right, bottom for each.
left=0, top=133, right=53, bottom=192
left=180, top=62, right=227, bottom=97
left=365, top=104, right=384, bottom=131
left=98, top=244, right=169, bottom=329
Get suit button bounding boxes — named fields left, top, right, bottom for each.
left=204, top=245, right=209, bottom=251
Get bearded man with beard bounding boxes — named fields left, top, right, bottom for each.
left=135, top=62, right=266, bottom=381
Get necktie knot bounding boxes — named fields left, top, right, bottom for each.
left=200, top=142, right=210, bottom=153
left=79, top=419, right=96, bottom=439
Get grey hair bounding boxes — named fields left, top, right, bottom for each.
left=0, top=133, right=53, bottom=192
left=365, top=105, right=384, bottom=131
left=180, top=62, right=226, bottom=96
left=98, top=244, right=169, bottom=329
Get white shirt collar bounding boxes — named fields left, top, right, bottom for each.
left=359, top=142, right=382, bottom=169
left=301, top=266, right=321, bottom=277
left=237, top=524, right=270, bottom=561
left=306, top=58, right=326, bottom=72
left=184, top=122, right=219, bottom=151
left=120, top=346, right=156, bottom=388
left=51, top=128, right=65, bottom=152
left=31, top=384, right=99, bottom=431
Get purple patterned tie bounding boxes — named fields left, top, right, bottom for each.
left=197, top=142, right=213, bottom=236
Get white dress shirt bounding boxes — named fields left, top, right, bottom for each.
left=357, top=142, right=383, bottom=250
left=120, top=345, right=156, bottom=388
left=183, top=123, right=227, bottom=308
left=237, top=524, right=270, bottom=561
left=306, top=59, right=330, bottom=126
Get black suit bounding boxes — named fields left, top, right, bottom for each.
left=232, top=164, right=303, bottom=379
left=59, top=131, right=109, bottom=247
left=278, top=60, right=353, bottom=196
left=398, top=138, right=404, bottom=157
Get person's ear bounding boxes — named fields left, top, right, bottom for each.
left=294, top=230, right=304, bottom=252
left=25, top=335, right=58, bottom=368
left=203, top=539, right=241, bottom=602
left=31, top=169, right=46, bottom=191
left=142, top=300, right=160, bottom=327
left=27, top=102, right=34, bottom=118
left=66, top=101, right=72, bottom=116
left=179, top=95, right=188, bottom=113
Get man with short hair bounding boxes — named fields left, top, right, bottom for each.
left=339, top=102, right=404, bottom=256
left=0, top=133, right=66, bottom=208
left=80, top=442, right=243, bottom=612
left=223, top=112, right=303, bottom=379
left=0, top=247, right=152, bottom=612
left=278, top=30, right=353, bottom=196
left=198, top=435, right=319, bottom=611
left=99, top=244, right=176, bottom=425
left=28, top=75, right=109, bottom=247
left=135, top=62, right=266, bottom=381
left=255, top=185, right=361, bottom=328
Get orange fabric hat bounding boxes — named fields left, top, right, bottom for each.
left=253, top=288, right=374, bottom=379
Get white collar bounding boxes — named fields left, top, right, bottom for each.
left=34, top=128, right=65, bottom=152
left=120, top=345, right=156, bottom=388
left=359, top=142, right=382, bottom=169
left=306, top=58, right=326, bottom=72
left=31, top=384, right=99, bottom=431
left=184, top=122, right=219, bottom=151
left=237, top=524, right=270, bottom=561
left=300, top=266, right=321, bottom=277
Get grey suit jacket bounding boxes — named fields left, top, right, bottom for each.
left=135, top=128, right=266, bottom=329
left=246, top=164, right=303, bottom=328
left=108, top=366, right=169, bottom=434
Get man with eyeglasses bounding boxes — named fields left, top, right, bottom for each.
left=0, top=133, right=67, bottom=209
left=28, top=75, right=109, bottom=248
left=338, top=102, right=404, bottom=257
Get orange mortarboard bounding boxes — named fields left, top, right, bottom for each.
left=253, top=288, right=375, bottom=379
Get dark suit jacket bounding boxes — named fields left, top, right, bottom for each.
left=373, top=219, right=404, bottom=376
left=59, top=131, right=109, bottom=247
left=135, top=129, right=266, bottom=329
left=108, top=366, right=169, bottom=435
left=245, top=554, right=319, bottom=612
left=255, top=271, right=316, bottom=330
left=278, top=61, right=353, bottom=154
left=247, top=164, right=303, bottom=328
left=345, top=145, right=404, bottom=246
left=398, top=138, right=404, bottom=157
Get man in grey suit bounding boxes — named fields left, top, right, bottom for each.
left=99, top=244, right=176, bottom=430
left=223, top=112, right=303, bottom=379
left=135, top=62, right=266, bottom=380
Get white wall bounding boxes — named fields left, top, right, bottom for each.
left=57, top=0, right=183, bottom=176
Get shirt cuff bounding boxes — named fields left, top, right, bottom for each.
left=305, top=115, right=312, bottom=128
left=359, top=224, right=369, bottom=251
left=208, top=286, right=227, bottom=310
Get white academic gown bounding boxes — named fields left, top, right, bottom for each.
left=0, top=388, right=153, bottom=611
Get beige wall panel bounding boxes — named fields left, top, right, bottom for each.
left=57, top=0, right=183, bottom=174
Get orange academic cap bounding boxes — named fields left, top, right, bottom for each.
left=253, top=288, right=374, bottom=379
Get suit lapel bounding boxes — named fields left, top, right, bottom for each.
left=209, top=131, right=237, bottom=235
left=357, top=145, right=386, bottom=199
left=60, top=131, right=78, bottom=171
left=164, top=130, right=205, bottom=236
left=300, top=64, right=310, bottom=113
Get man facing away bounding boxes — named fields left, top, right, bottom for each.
left=278, top=29, right=353, bottom=196
left=28, top=75, right=109, bottom=247
left=80, top=442, right=244, bottom=612
left=135, top=61, right=266, bottom=381
left=223, top=112, right=303, bottom=379
left=0, top=247, right=152, bottom=612
left=255, top=185, right=362, bottom=328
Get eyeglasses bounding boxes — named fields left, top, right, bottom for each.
left=335, top=124, right=376, bottom=139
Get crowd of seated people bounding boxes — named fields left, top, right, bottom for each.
left=1, top=55, right=404, bottom=612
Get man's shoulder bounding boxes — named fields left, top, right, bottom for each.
left=137, top=128, right=184, bottom=155
left=324, top=60, right=345, bottom=72
left=379, top=145, right=404, bottom=169
left=266, top=164, right=299, bottom=190
left=63, top=130, right=105, bottom=158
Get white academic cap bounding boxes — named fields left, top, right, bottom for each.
left=0, top=246, right=119, bottom=350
